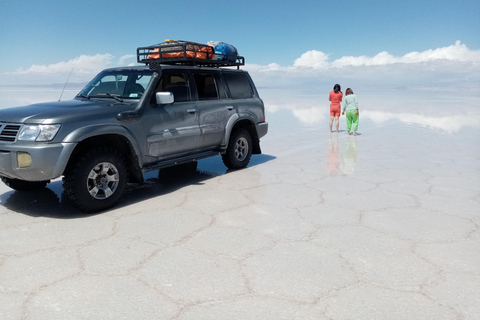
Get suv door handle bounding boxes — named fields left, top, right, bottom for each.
left=226, top=106, right=234, bottom=111
left=187, top=108, right=196, bottom=114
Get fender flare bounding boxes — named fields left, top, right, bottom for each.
left=63, top=124, right=143, bottom=164
left=221, top=113, right=240, bottom=146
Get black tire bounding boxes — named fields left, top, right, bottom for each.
left=1, top=177, right=48, bottom=191
left=222, top=128, right=253, bottom=169
left=63, top=147, right=127, bottom=213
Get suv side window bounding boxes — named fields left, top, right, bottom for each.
left=157, top=72, right=191, bottom=102
left=223, top=72, right=253, bottom=99
left=193, top=73, right=219, bottom=100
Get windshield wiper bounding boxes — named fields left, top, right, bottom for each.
left=96, top=93, right=124, bottom=103
left=76, top=94, right=90, bottom=100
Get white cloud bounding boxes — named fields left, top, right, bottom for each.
left=258, top=88, right=480, bottom=133
left=247, top=41, right=480, bottom=104
left=118, top=54, right=137, bottom=66
left=289, top=41, right=480, bottom=69
left=2, top=54, right=145, bottom=86
left=331, top=51, right=397, bottom=67
left=402, top=41, right=480, bottom=63
left=6, top=41, right=479, bottom=87
left=13, top=54, right=114, bottom=75
left=291, top=106, right=326, bottom=125
left=362, top=111, right=480, bottom=133
left=293, top=50, right=330, bottom=69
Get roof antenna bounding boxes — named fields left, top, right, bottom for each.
left=58, top=68, right=74, bottom=101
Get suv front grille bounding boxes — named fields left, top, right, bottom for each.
left=0, top=124, right=21, bottom=142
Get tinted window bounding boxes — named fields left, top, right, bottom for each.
left=193, top=73, right=218, bottom=100
left=223, top=73, right=253, bottom=99
left=158, top=73, right=191, bottom=102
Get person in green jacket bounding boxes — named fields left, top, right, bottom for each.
left=342, top=88, right=359, bottom=136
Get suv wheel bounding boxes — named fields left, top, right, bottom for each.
left=222, top=128, right=252, bottom=169
left=63, top=148, right=127, bottom=213
left=1, top=177, right=49, bottom=191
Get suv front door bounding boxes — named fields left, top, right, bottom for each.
left=143, top=71, right=200, bottom=158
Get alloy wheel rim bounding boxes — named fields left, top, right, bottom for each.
left=87, top=162, right=120, bottom=199
left=234, top=137, right=248, bottom=161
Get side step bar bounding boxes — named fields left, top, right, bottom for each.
left=142, top=151, right=221, bottom=172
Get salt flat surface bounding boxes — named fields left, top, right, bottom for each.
left=0, top=88, right=479, bottom=319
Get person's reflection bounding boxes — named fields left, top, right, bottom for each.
left=342, top=136, right=358, bottom=174
left=327, top=133, right=340, bottom=175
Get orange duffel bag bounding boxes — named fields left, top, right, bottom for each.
left=148, top=41, right=213, bottom=60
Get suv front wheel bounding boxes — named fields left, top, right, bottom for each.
left=63, top=148, right=127, bottom=212
left=222, top=128, right=252, bottom=169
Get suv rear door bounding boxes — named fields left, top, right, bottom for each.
left=192, top=71, right=235, bottom=150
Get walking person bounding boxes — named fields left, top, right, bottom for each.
left=342, top=88, right=359, bottom=136
left=329, top=84, right=343, bottom=133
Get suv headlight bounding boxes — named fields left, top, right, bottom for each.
left=18, top=124, right=61, bottom=142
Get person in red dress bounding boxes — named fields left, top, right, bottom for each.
left=329, top=84, right=343, bottom=133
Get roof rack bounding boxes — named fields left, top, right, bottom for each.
left=137, top=40, right=245, bottom=70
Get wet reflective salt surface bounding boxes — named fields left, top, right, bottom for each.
left=0, top=88, right=479, bottom=319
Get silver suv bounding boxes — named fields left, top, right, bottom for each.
left=0, top=62, right=268, bottom=212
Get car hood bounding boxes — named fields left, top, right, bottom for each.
left=0, top=99, right=138, bottom=124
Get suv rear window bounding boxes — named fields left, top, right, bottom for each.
left=223, top=73, right=253, bottom=99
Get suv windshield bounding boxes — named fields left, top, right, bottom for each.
left=77, top=69, right=153, bottom=100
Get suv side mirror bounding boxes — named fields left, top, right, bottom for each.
left=156, top=92, right=174, bottom=105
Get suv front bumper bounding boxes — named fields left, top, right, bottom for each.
left=0, top=142, right=76, bottom=181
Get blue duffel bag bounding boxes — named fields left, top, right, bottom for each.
left=209, top=42, right=238, bottom=62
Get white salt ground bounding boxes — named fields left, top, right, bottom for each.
left=0, top=88, right=479, bottom=319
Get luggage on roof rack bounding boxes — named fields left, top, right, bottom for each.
left=137, top=40, right=245, bottom=69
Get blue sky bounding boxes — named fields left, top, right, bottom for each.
left=1, top=0, right=479, bottom=88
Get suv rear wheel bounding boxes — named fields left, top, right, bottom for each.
left=63, top=148, right=127, bottom=212
left=222, top=128, right=252, bottom=169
